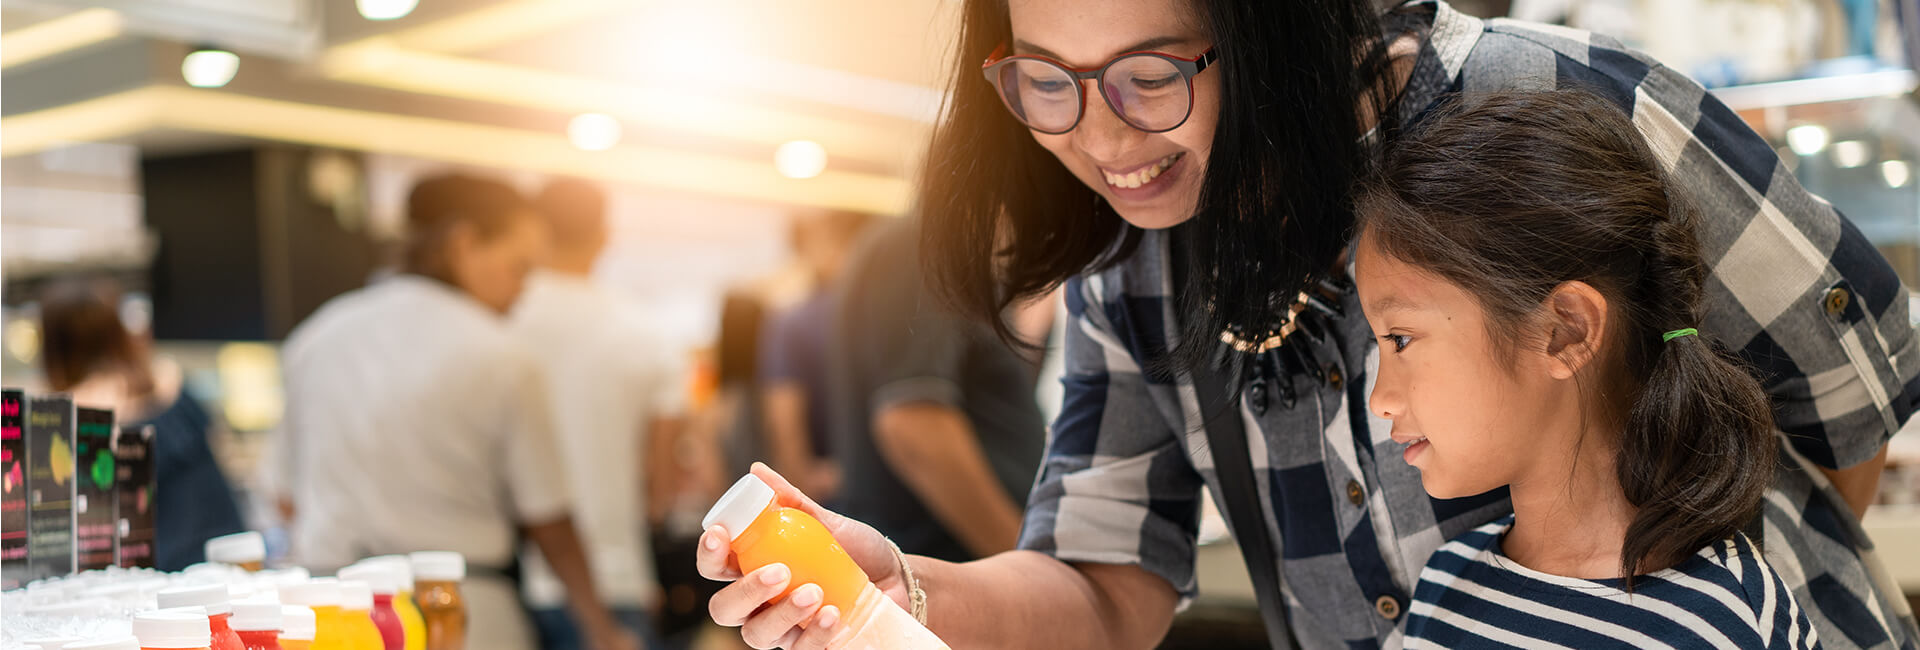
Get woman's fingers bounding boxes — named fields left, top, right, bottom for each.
left=696, top=526, right=742, bottom=581
left=710, top=563, right=791, bottom=627
left=788, top=605, right=842, bottom=650
left=741, top=583, right=826, bottom=649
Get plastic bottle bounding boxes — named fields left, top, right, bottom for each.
left=64, top=637, right=140, bottom=650
left=279, top=580, right=350, bottom=650
left=336, top=581, right=389, bottom=650
left=407, top=552, right=466, bottom=650
left=204, top=533, right=267, bottom=572
left=134, top=609, right=213, bottom=650
left=158, top=584, right=246, bottom=650
left=279, top=606, right=316, bottom=650
left=230, top=599, right=284, bottom=650
left=353, top=557, right=424, bottom=650
left=704, top=474, right=952, bottom=650
left=338, top=565, right=405, bottom=650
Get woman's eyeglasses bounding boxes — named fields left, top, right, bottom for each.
left=982, top=44, right=1219, bottom=135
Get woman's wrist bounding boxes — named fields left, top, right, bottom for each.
left=885, top=537, right=928, bottom=625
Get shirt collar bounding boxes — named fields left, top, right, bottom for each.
left=1390, top=0, right=1486, bottom=128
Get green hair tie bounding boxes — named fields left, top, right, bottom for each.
left=1662, top=328, right=1698, bottom=343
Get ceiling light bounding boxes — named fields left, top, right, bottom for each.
left=1884, top=160, right=1912, bottom=188
left=775, top=140, right=827, bottom=179
left=1831, top=140, right=1869, bottom=169
left=1785, top=124, right=1829, bottom=156
left=567, top=113, right=621, bottom=151
left=357, top=0, right=420, bottom=21
left=182, top=47, right=239, bottom=88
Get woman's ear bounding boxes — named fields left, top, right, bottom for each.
left=1542, top=280, right=1610, bottom=380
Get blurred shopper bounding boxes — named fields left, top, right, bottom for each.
left=827, top=215, right=1048, bottom=561
left=273, top=174, right=637, bottom=650
left=39, top=276, right=246, bottom=571
left=511, top=178, right=679, bottom=650
left=755, top=210, right=873, bottom=502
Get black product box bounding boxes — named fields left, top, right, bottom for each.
left=113, top=425, right=156, bottom=569
left=2, top=389, right=26, bottom=589
left=26, top=394, right=76, bottom=581
left=74, top=408, right=117, bottom=571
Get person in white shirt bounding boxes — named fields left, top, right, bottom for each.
left=511, top=178, right=683, bottom=650
left=272, top=174, right=638, bottom=650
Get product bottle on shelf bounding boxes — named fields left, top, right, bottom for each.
left=157, top=585, right=246, bottom=650
left=337, top=581, right=390, bottom=650
left=279, top=580, right=350, bottom=650
left=203, top=533, right=267, bottom=572
left=704, top=474, right=953, bottom=650
left=339, top=564, right=406, bottom=650
left=407, top=552, right=466, bottom=650
left=134, top=609, right=214, bottom=650
left=354, top=557, right=424, bottom=650
left=279, top=606, right=316, bottom=650
left=230, top=599, right=284, bottom=650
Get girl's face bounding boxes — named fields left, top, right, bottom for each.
left=1354, top=233, right=1581, bottom=499
left=1008, top=0, right=1219, bottom=230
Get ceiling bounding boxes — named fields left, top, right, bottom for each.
left=0, top=0, right=961, bottom=214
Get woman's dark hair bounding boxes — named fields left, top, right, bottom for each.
left=1355, top=90, right=1775, bottom=584
left=919, top=0, right=1404, bottom=367
left=40, top=276, right=152, bottom=395
left=402, top=173, right=533, bottom=284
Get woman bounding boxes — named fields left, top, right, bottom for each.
left=700, top=1, right=1919, bottom=648
left=38, top=276, right=247, bottom=572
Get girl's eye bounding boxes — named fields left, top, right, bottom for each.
left=1383, top=334, right=1412, bottom=352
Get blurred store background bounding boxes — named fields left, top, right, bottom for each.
left=2, top=0, right=1919, bottom=648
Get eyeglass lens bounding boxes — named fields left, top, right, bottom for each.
left=994, top=54, right=1191, bottom=133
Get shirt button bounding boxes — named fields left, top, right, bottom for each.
left=1824, top=287, right=1850, bottom=317
left=1346, top=479, right=1364, bottom=506
left=1375, top=595, right=1401, bottom=620
left=1327, top=365, right=1344, bottom=390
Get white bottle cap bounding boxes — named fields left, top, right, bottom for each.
left=21, top=636, right=82, bottom=650
left=134, top=609, right=213, bottom=649
left=354, top=556, right=414, bottom=590
left=408, top=552, right=466, bottom=581
left=338, top=580, right=374, bottom=611
left=279, top=579, right=342, bottom=608
left=337, top=564, right=398, bottom=595
left=63, top=637, right=140, bottom=650
left=229, top=598, right=283, bottom=632
left=280, top=605, right=317, bottom=642
left=703, top=474, right=776, bottom=539
left=203, top=532, right=266, bottom=566
left=158, top=583, right=233, bottom=616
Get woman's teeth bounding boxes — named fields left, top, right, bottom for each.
left=1104, top=153, right=1181, bottom=189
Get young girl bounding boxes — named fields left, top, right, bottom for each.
left=1356, top=90, right=1819, bottom=648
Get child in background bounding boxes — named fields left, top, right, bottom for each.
left=1354, top=90, right=1819, bottom=648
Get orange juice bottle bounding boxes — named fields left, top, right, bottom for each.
left=278, top=606, right=316, bottom=650
left=279, top=580, right=351, bottom=650
left=704, top=475, right=951, bottom=650
left=134, top=609, right=213, bottom=650
left=354, top=557, right=425, bottom=650
left=408, top=552, right=466, bottom=650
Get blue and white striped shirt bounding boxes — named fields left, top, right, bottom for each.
left=1406, top=515, right=1821, bottom=649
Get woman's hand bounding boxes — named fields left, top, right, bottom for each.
left=698, top=463, right=908, bottom=649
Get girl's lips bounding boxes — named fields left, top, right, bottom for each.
left=1403, top=438, right=1430, bottom=464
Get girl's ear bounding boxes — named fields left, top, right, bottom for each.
left=1541, top=280, right=1610, bottom=380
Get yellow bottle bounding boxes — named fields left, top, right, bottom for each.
left=358, top=556, right=427, bottom=650
left=280, top=605, right=316, bottom=650
left=339, top=581, right=390, bottom=650
left=280, top=579, right=353, bottom=650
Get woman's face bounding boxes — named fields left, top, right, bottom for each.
left=1008, top=0, right=1218, bottom=230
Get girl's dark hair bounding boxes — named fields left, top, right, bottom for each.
left=1356, top=90, right=1776, bottom=583
left=919, top=0, right=1404, bottom=367
left=40, top=276, right=153, bottom=396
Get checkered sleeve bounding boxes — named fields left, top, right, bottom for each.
left=1471, top=21, right=1920, bottom=470
left=1016, top=273, right=1207, bottom=600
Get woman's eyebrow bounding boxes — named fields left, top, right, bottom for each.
left=1012, top=36, right=1196, bottom=61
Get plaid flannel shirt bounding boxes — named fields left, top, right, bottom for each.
left=1015, top=2, right=1920, bottom=648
